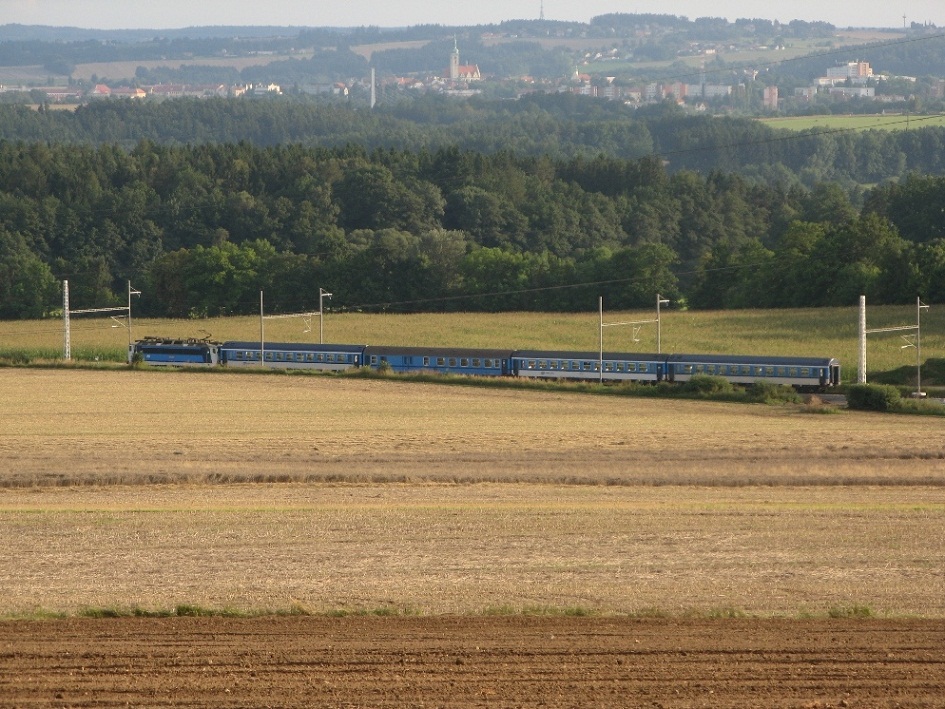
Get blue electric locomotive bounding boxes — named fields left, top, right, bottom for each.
left=129, top=337, right=220, bottom=366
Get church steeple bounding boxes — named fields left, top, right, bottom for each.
left=449, top=36, right=460, bottom=81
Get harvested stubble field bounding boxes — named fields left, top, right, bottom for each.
left=1, top=368, right=944, bottom=707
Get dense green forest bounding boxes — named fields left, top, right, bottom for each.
left=4, top=96, right=945, bottom=182
left=2, top=133, right=944, bottom=319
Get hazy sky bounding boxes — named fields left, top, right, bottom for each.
left=2, top=0, right=943, bottom=30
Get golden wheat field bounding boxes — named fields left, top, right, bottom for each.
left=0, top=368, right=943, bottom=618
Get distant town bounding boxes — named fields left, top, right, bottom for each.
left=1, top=15, right=944, bottom=114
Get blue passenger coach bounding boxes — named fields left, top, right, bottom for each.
left=511, top=350, right=665, bottom=382
left=362, top=345, right=513, bottom=377
left=219, top=342, right=365, bottom=371
left=666, top=353, right=841, bottom=388
left=129, top=337, right=220, bottom=366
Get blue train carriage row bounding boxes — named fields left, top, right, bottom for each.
left=362, top=345, right=514, bottom=377
left=219, top=342, right=366, bottom=370
left=510, top=350, right=666, bottom=382
left=129, top=337, right=220, bottom=366
left=666, top=354, right=841, bottom=388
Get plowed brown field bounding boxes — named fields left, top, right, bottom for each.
left=2, top=616, right=944, bottom=708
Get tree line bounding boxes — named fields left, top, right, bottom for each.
left=3, top=97, right=945, bottom=185
left=1, top=141, right=943, bottom=319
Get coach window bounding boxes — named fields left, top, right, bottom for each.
left=448, top=358, right=457, bottom=367
left=604, top=362, right=613, bottom=372
left=801, top=368, right=810, bottom=377
left=422, top=357, right=430, bottom=367
left=472, top=358, right=481, bottom=368
left=370, top=355, right=378, bottom=365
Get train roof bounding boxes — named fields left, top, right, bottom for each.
left=363, top=345, right=515, bottom=358
left=136, top=337, right=219, bottom=347
left=221, top=341, right=366, bottom=352
left=512, top=349, right=664, bottom=361
left=667, top=353, right=840, bottom=366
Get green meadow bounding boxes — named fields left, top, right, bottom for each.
left=759, top=113, right=945, bottom=132
left=1, top=305, right=941, bottom=384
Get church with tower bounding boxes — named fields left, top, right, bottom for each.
left=448, top=38, right=481, bottom=82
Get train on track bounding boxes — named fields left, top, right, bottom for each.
left=129, top=337, right=842, bottom=390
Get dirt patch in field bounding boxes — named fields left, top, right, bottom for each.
left=1, top=616, right=943, bottom=708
